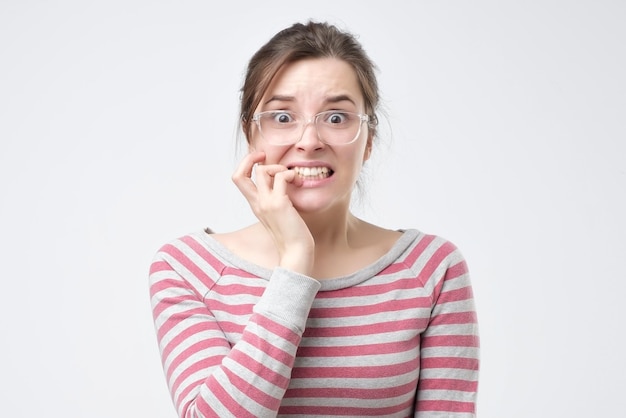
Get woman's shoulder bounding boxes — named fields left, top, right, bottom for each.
left=206, top=223, right=279, bottom=270
left=398, top=229, right=468, bottom=271
left=151, top=229, right=216, bottom=265
left=151, top=226, right=270, bottom=276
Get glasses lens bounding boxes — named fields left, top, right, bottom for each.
left=256, top=111, right=365, bottom=145
left=257, top=111, right=300, bottom=145
left=315, top=111, right=362, bottom=145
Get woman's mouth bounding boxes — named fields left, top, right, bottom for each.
left=290, top=166, right=334, bottom=179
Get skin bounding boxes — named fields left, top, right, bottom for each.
left=222, top=58, right=401, bottom=279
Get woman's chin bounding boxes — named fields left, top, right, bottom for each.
left=289, top=191, right=349, bottom=215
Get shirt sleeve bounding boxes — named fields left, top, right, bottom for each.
left=415, top=245, right=480, bottom=417
left=149, top=253, right=321, bottom=418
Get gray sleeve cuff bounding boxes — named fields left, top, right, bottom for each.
left=253, top=267, right=321, bottom=333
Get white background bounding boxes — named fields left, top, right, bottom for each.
left=1, top=1, right=624, bottom=417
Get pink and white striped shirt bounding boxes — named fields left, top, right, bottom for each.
left=149, top=228, right=479, bottom=417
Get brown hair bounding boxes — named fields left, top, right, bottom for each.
left=240, top=21, right=379, bottom=143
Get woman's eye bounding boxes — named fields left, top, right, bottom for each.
left=273, top=112, right=293, bottom=123
left=327, top=113, right=347, bottom=124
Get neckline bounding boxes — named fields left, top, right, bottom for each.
left=195, top=228, right=421, bottom=291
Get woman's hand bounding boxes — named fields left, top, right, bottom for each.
left=232, top=151, right=314, bottom=275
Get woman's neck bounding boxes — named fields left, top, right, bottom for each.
left=300, top=210, right=362, bottom=250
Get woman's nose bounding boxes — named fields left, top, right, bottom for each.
left=295, top=120, right=325, bottom=150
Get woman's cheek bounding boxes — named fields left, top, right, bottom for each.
left=262, top=146, right=291, bottom=165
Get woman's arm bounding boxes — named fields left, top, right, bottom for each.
left=415, top=245, right=480, bottom=417
left=149, top=247, right=320, bottom=418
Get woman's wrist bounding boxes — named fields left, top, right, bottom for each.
left=279, top=245, right=314, bottom=276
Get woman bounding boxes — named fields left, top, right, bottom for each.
left=149, top=21, right=479, bottom=417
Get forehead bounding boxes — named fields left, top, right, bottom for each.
left=262, top=58, right=363, bottom=106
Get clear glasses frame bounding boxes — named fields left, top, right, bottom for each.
left=251, top=110, right=371, bottom=146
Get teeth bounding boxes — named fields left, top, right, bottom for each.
left=292, top=166, right=331, bottom=178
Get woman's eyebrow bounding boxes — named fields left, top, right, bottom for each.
left=264, top=95, right=295, bottom=105
left=264, top=94, right=356, bottom=106
left=324, top=94, right=356, bottom=105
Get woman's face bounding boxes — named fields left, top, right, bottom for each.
left=248, top=57, right=371, bottom=215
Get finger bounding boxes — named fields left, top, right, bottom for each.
left=290, top=170, right=304, bottom=187
left=272, top=169, right=300, bottom=195
left=232, top=151, right=265, bottom=198
left=233, top=151, right=265, bottom=180
left=254, top=164, right=289, bottom=193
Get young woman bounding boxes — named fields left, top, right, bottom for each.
left=149, top=21, right=479, bottom=417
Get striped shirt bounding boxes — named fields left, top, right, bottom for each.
left=149, top=228, right=479, bottom=417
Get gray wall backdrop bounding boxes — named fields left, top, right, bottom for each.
left=1, top=1, right=624, bottom=416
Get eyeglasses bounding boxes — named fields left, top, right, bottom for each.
left=251, top=110, right=370, bottom=146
